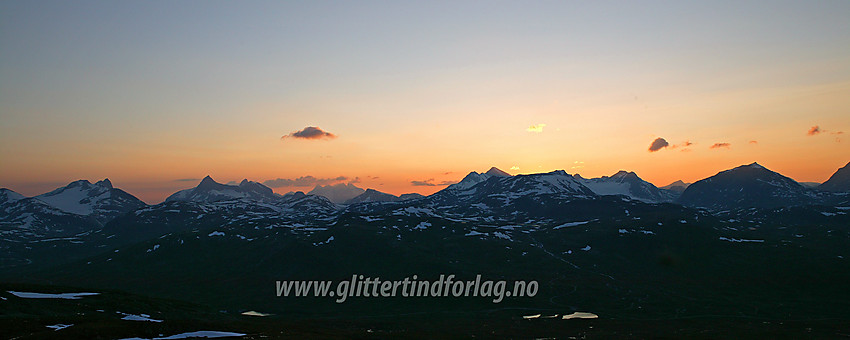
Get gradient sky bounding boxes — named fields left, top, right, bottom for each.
left=1, top=0, right=849, bottom=203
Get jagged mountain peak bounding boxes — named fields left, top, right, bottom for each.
left=166, top=176, right=277, bottom=203
left=95, top=178, right=113, bottom=189
left=197, top=175, right=219, bottom=187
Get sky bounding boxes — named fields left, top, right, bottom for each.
left=1, top=0, right=849, bottom=203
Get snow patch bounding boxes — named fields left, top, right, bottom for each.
left=562, top=312, right=598, bottom=319
left=120, top=312, right=162, bottom=322
left=8, top=291, right=99, bottom=299
left=553, top=220, right=592, bottom=229
left=46, top=324, right=73, bottom=331
left=719, top=237, right=765, bottom=243
left=118, top=331, right=247, bottom=340
left=493, top=231, right=512, bottom=241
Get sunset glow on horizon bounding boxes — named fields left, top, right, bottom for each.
left=1, top=1, right=849, bottom=203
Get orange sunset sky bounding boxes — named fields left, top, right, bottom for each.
left=1, top=1, right=849, bottom=203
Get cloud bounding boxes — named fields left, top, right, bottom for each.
left=349, top=177, right=361, bottom=184
left=282, top=126, right=337, bottom=140
left=710, top=143, right=731, bottom=149
left=648, top=137, right=669, bottom=152
left=262, top=175, right=347, bottom=188
left=410, top=179, right=458, bottom=187
left=807, top=126, right=821, bottom=136
left=749, top=140, right=758, bottom=145
left=669, top=140, right=694, bottom=150
left=173, top=178, right=200, bottom=182
left=510, top=166, right=520, bottom=170
left=526, top=124, right=546, bottom=133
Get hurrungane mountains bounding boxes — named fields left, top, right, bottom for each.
left=1, top=162, right=849, bottom=338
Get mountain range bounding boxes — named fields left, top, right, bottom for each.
left=2, top=161, right=849, bottom=338
left=3, top=163, right=848, bottom=232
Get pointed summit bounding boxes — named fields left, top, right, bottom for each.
left=166, top=176, right=277, bottom=202
left=485, top=167, right=511, bottom=177
left=344, top=188, right=401, bottom=204
left=741, top=162, right=765, bottom=170
left=95, top=178, right=113, bottom=189
left=660, top=180, right=690, bottom=194
left=610, top=170, right=637, bottom=181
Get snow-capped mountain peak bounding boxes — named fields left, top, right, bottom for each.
left=572, top=171, right=673, bottom=203
left=0, top=188, right=26, bottom=206
left=446, top=171, right=492, bottom=192
left=27, top=179, right=146, bottom=223
left=95, top=178, right=113, bottom=189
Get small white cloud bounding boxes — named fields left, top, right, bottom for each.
left=510, top=166, right=520, bottom=170
left=526, top=124, right=546, bottom=133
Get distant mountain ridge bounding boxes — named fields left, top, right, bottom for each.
left=660, top=180, right=690, bottom=193
left=166, top=176, right=279, bottom=203
left=678, top=162, right=816, bottom=210
left=2, top=161, right=849, bottom=243
left=307, top=183, right=365, bottom=204
left=573, top=171, right=677, bottom=203
left=819, top=161, right=850, bottom=192
left=343, top=189, right=425, bottom=205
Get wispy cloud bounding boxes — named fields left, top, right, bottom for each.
left=510, top=166, right=520, bottom=170
left=281, top=126, right=337, bottom=140
left=669, top=140, right=694, bottom=150
left=807, top=125, right=843, bottom=141
left=410, top=178, right=458, bottom=187
left=262, top=175, right=347, bottom=188
left=526, top=124, right=546, bottom=133
left=173, top=178, right=200, bottom=182
left=710, top=142, right=731, bottom=149
left=749, top=140, right=758, bottom=145
left=648, top=137, right=669, bottom=152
